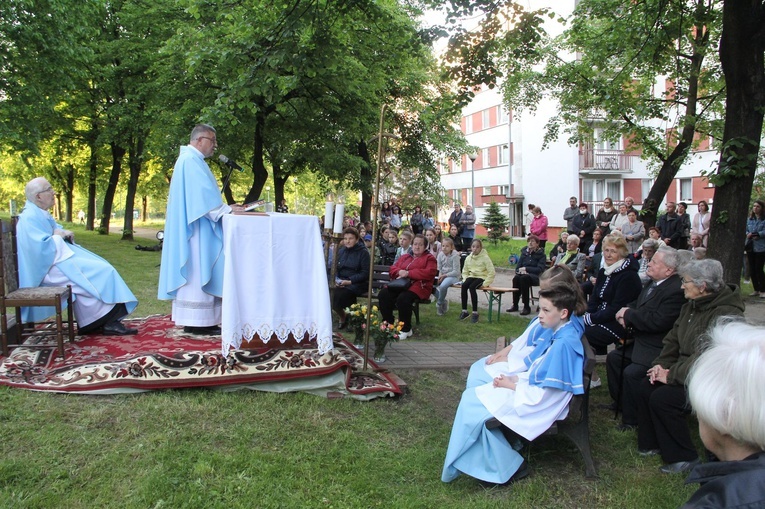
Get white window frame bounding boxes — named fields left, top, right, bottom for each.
left=498, top=144, right=509, bottom=165
left=464, top=115, right=473, bottom=134
left=679, top=178, right=693, bottom=202
left=499, top=107, right=509, bottom=124
left=582, top=179, right=623, bottom=203
left=482, top=109, right=491, bottom=130
left=482, top=186, right=492, bottom=196
left=481, top=148, right=490, bottom=168
left=451, top=188, right=460, bottom=201
left=498, top=185, right=509, bottom=196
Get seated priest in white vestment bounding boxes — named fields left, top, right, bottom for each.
left=17, top=178, right=139, bottom=335
left=442, top=280, right=586, bottom=486
left=157, top=124, right=242, bottom=335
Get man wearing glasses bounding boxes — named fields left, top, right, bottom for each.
left=17, top=177, right=138, bottom=335
left=158, top=124, right=242, bottom=335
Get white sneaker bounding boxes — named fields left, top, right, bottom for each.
left=590, top=377, right=602, bottom=389
left=399, top=330, right=413, bottom=340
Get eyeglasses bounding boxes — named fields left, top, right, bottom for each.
left=39, top=187, right=54, bottom=194
left=198, top=136, right=217, bottom=144
left=680, top=278, right=694, bottom=285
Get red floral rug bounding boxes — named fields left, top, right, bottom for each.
left=0, top=315, right=402, bottom=399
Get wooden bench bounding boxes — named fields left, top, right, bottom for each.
left=485, top=334, right=598, bottom=478
left=360, top=265, right=431, bottom=325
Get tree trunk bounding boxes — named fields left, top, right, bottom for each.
left=86, top=123, right=99, bottom=231
left=100, top=142, right=125, bottom=234
left=244, top=111, right=269, bottom=204
left=142, top=195, right=148, bottom=222
left=122, top=136, right=144, bottom=241
left=707, top=0, right=765, bottom=285
left=64, top=164, right=75, bottom=222
left=274, top=171, right=287, bottom=208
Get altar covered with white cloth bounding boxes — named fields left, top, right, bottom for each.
left=221, top=213, right=332, bottom=355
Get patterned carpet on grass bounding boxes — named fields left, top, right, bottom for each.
left=0, top=315, right=401, bottom=399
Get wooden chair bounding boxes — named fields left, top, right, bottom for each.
left=486, top=334, right=598, bottom=478
left=0, top=218, right=75, bottom=359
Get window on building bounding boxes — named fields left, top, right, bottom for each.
left=465, top=115, right=473, bottom=134
left=439, top=157, right=448, bottom=174
left=641, top=179, right=654, bottom=201
left=498, top=144, right=509, bottom=165
left=452, top=188, right=460, bottom=201
left=453, top=157, right=462, bottom=172
left=679, top=178, right=692, bottom=202
left=482, top=109, right=491, bottom=130
left=499, top=107, right=509, bottom=124
left=481, top=148, right=490, bottom=167
left=594, top=128, right=620, bottom=150
left=582, top=179, right=622, bottom=202
left=482, top=186, right=492, bottom=196
left=498, top=185, right=509, bottom=196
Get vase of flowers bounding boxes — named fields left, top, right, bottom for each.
left=372, top=320, right=403, bottom=362
left=344, top=303, right=378, bottom=348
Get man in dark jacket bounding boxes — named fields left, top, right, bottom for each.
left=570, top=203, right=597, bottom=252
left=607, top=247, right=686, bottom=429
left=656, top=201, right=683, bottom=248
left=448, top=203, right=464, bottom=236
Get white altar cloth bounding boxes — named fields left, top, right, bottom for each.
left=221, top=213, right=333, bottom=355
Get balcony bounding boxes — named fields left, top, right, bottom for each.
left=579, top=149, right=636, bottom=175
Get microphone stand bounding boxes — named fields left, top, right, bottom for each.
left=221, top=164, right=236, bottom=196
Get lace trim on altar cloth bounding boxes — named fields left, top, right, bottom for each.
left=222, top=321, right=333, bottom=356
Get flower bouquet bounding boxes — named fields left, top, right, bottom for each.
left=343, top=303, right=378, bottom=346
left=371, top=320, right=403, bottom=362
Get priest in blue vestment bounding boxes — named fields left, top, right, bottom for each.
left=158, top=124, right=242, bottom=335
left=17, top=178, right=138, bottom=335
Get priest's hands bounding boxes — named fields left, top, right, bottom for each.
left=54, top=228, right=74, bottom=242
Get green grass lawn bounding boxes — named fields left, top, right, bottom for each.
left=0, top=224, right=701, bottom=508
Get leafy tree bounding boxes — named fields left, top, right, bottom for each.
left=706, top=0, right=765, bottom=284
left=480, top=201, right=510, bottom=244
left=436, top=0, right=724, bottom=228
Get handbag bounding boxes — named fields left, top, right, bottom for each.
left=387, top=277, right=411, bottom=289
left=745, top=238, right=754, bottom=253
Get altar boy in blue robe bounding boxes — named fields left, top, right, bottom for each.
left=442, top=280, right=586, bottom=485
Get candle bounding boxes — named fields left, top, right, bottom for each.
left=333, top=204, right=345, bottom=234
left=324, top=201, right=334, bottom=230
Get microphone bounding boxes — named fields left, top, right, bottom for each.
left=219, top=154, right=243, bottom=172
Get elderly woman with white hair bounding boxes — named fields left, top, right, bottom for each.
left=636, top=259, right=745, bottom=474
left=681, top=321, right=765, bottom=508
left=554, top=234, right=586, bottom=280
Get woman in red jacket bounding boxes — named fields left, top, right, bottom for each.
left=377, top=234, right=438, bottom=339
left=529, top=206, right=549, bottom=248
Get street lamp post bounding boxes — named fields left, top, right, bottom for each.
left=468, top=152, right=477, bottom=207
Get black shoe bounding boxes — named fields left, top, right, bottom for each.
left=506, top=305, right=519, bottom=313
left=659, top=459, right=699, bottom=474
left=638, top=448, right=661, bottom=457
left=478, top=461, right=530, bottom=488
left=471, top=313, right=479, bottom=323
left=520, top=306, right=531, bottom=316
left=598, top=402, right=618, bottom=411
left=458, top=311, right=470, bottom=321
left=183, top=325, right=222, bottom=336
left=102, top=321, right=138, bottom=336
left=616, top=423, right=637, bottom=432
